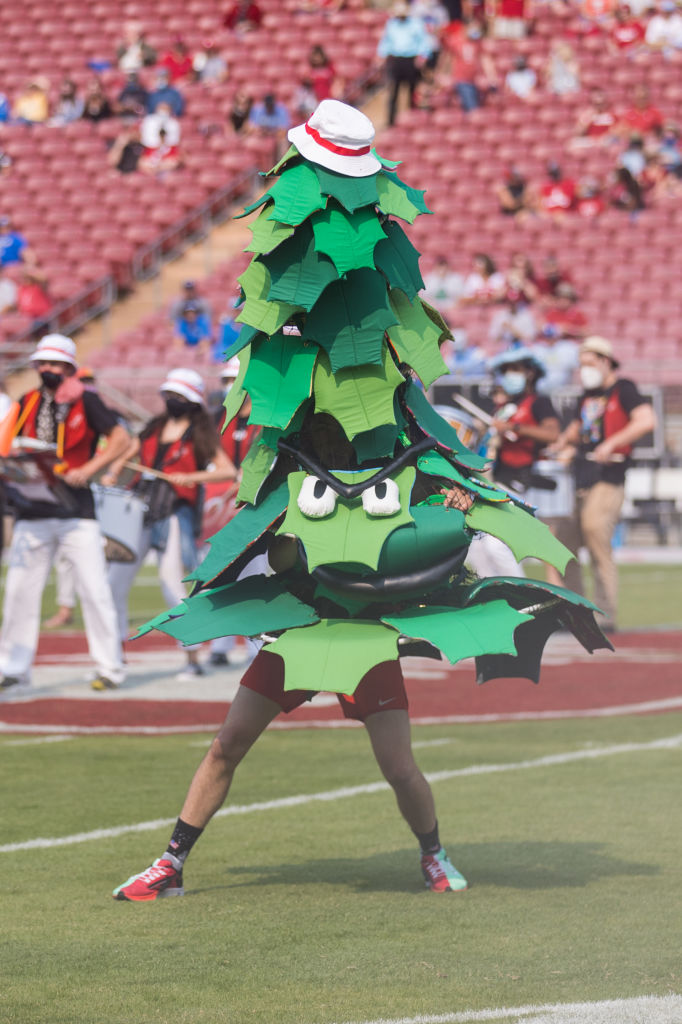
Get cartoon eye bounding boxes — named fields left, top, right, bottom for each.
left=361, top=478, right=401, bottom=516
left=297, top=475, right=338, bottom=518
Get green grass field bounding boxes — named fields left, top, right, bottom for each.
left=2, top=712, right=681, bottom=1024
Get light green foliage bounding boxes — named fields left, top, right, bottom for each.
left=236, top=443, right=278, bottom=505
left=465, top=500, right=575, bottom=574
left=311, top=204, right=387, bottom=276
left=313, top=163, right=380, bottom=212
left=387, top=290, right=449, bottom=389
left=245, top=204, right=295, bottom=255
left=312, top=346, right=404, bottom=441
left=263, top=221, right=339, bottom=311
left=243, top=332, right=317, bottom=430
left=382, top=600, right=532, bottom=664
left=374, top=220, right=424, bottom=300
left=236, top=260, right=302, bottom=335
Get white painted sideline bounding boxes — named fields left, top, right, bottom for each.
left=1, top=733, right=680, bottom=855
left=324, top=994, right=682, bottom=1024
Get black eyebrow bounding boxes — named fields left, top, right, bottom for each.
left=277, top=435, right=436, bottom=498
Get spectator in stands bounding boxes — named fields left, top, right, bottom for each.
left=16, top=266, right=52, bottom=328
left=193, top=40, right=228, bottom=84
left=655, top=123, right=682, bottom=178
left=0, top=92, right=9, bottom=123
left=247, top=92, right=291, bottom=147
left=504, top=55, right=537, bottom=102
left=506, top=252, right=538, bottom=303
left=444, top=18, right=498, bottom=112
left=608, top=4, right=646, bottom=53
left=533, top=325, right=579, bottom=392
left=174, top=302, right=213, bottom=349
left=535, top=161, right=576, bottom=219
left=545, top=40, right=580, bottom=95
left=107, top=119, right=144, bottom=174
left=229, top=91, right=253, bottom=133
left=644, top=0, right=682, bottom=53
left=0, top=148, right=11, bottom=175
left=618, top=133, right=647, bottom=179
left=608, top=165, right=645, bottom=213
left=116, top=72, right=149, bottom=118
left=536, top=255, right=574, bottom=305
left=442, top=330, right=488, bottom=378
left=575, top=177, right=606, bottom=218
left=541, top=282, right=588, bottom=338
left=0, top=265, right=18, bottom=315
left=12, top=79, right=50, bottom=124
left=0, top=216, right=30, bottom=267
left=308, top=45, right=338, bottom=103
left=170, top=281, right=212, bottom=322
left=460, top=252, right=505, bottom=304
left=147, top=69, right=185, bottom=117
left=139, top=127, right=183, bottom=175
left=82, top=78, right=113, bottom=121
left=619, top=85, right=663, bottom=138
left=547, top=335, right=656, bottom=631
left=293, top=78, right=319, bottom=120
left=411, top=0, right=451, bottom=68
left=141, top=103, right=182, bottom=150
left=571, top=89, right=619, bottom=148
left=160, top=38, right=194, bottom=84
left=49, top=79, right=84, bottom=126
left=117, top=21, right=157, bottom=73
left=422, top=255, right=464, bottom=310
left=223, top=1, right=263, bottom=31
left=488, top=289, right=538, bottom=347
left=496, top=167, right=533, bottom=218
left=376, top=1, right=436, bottom=126
left=490, top=0, right=532, bottom=39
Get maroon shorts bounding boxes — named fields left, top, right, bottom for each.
left=240, top=649, right=408, bottom=722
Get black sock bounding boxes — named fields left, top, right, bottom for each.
left=413, top=821, right=441, bottom=855
left=165, top=817, right=204, bottom=865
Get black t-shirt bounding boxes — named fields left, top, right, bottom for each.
left=573, top=378, right=646, bottom=488
left=12, top=390, right=118, bottom=520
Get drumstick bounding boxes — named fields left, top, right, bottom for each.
left=450, top=392, right=517, bottom=441
left=123, top=460, right=177, bottom=482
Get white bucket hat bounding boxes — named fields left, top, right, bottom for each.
left=288, top=99, right=381, bottom=178
left=160, top=368, right=205, bottom=405
left=31, top=334, right=78, bottom=367
left=220, top=356, right=241, bottom=380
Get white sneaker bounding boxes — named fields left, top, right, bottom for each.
left=175, top=662, right=206, bottom=683
left=0, top=676, right=31, bottom=697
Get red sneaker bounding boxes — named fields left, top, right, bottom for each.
left=420, top=849, right=468, bottom=892
left=113, top=858, right=184, bottom=902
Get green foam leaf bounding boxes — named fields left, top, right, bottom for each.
left=387, top=291, right=448, bottom=389
left=236, top=260, right=302, bottom=336
left=374, top=221, right=424, bottom=300
left=278, top=466, right=415, bottom=573
left=311, top=204, right=386, bottom=276
left=267, top=162, right=327, bottom=225
left=381, top=601, right=531, bottom=665
left=267, top=618, right=399, bottom=696
left=244, top=332, right=317, bottom=430
left=235, top=192, right=270, bottom=219
left=313, top=164, right=380, bottom=212
left=417, top=451, right=509, bottom=502
left=302, top=268, right=397, bottom=372
left=245, top=204, right=295, bottom=255
left=264, top=144, right=300, bottom=177
left=373, top=148, right=401, bottom=169
left=376, top=170, right=430, bottom=224
left=263, top=221, right=338, bottom=311
left=377, top=503, right=470, bottom=575
left=465, top=500, right=575, bottom=573
left=313, top=345, right=404, bottom=441
left=404, top=380, right=487, bottom=471
left=236, top=442, right=278, bottom=505
left=221, top=348, right=250, bottom=426
left=420, top=299, right=453, bottom=343
left=223, top=325, right=259, bottom=362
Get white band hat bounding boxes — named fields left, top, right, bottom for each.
left=160, top=367, right=206, bottom=405
left=288, top=99, right=381, bottom=178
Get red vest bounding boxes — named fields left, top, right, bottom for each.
left=583, top=382, right=634, bottom=457
left=139, top=429, right=199, bottom=505
left=219, top=413, right=258, bottom=469
left=20, top=390, right=96, bottom=471
left=498, top=393, right=539, bottom=469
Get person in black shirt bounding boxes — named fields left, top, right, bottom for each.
left=0, top=335, right=129, bottom=692
left=547, top=335, right=656, bottom=629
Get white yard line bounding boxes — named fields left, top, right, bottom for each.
left=324, top=993, right=682, bottom=1024
left=1, top=733, right=680, bottom=854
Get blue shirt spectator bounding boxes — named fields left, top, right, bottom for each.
left=147, top=70, right=185, bottom=116
left=248, top=94, right=291, bottom=134
left=174, top=302, right=213, bottom=347
left=377, top=8, right=435, bottom=60
left=0, top=93, right=10, bottom=122
left=0, top=217, right=28, bottom=267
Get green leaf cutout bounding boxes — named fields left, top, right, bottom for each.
left=302, top=268, right=397, bottom=372
left=221, top=347, right=250, bottom=426
left=387, top=290, right=448, bottom=389
left=420, top=299, right=453, bottom=343
left=376, top=170, right=430, bottom=224
left=244, top=332, right=317, bottom=430
left=264, top=144, right=300, bottom=177
left=404, top=380, right=487, bottom=471
left=263, top=221, right=338, bottom=311
left=377, top=504, right=470, bottom=575
left=236, top=443, right=278, bottom=505
left=267, top=162, right=327, bottom=225
left=267, top=618, right=399, bottom=696
left=373, top=148, right=401, bottom=169
left=381, top=601, right=532, bottom=665
left=313, top=164, right=380, bottom=212
left=352, top=422, right=400, bottom=462
left=465, top=500, right=575, bottom=573
left=311, top=204, right=386, bottom=276
left=417, top=451, right=509, bottom=503
left=374, top=220, right=424, bottom=300
left=236, top=260, right=302, bottom=336
left=313, top=345, right=404, bottom=441
left=245, top=205, right=295, bottom=255
left=278, top=466, right=415, bottom=573
left=235, top=192, right=270, bottom=220
left=188, top=481, right=288, bottom=585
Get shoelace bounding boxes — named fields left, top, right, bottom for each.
left=421, top=855, right=447, bottom=881
left=137, top=861, right=174, bottom=883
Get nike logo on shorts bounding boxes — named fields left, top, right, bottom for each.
left=378, top=697, right=396, bottom=706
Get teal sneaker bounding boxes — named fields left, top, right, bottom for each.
left=420, top=848, right=468, bottom=892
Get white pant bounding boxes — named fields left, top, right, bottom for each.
left=466, top=533, right=524, bottom=578
left=55, top=551, right=77, bottom=609
left=0, top=518, right=125, bottom=684
left=108, top=513, right=198, bottom=648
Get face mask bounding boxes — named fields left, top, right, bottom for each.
left=499, top=371, right=527, bottom=396
left=165, top=396, right=193, bottom=419
left=580, top=365, right=605, bottom=391
left=40, top=370, right=64, bottom=391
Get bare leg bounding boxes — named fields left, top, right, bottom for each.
left=364, top=709, right=436, bottom=834
left=179, top=686, right=281, bottom=828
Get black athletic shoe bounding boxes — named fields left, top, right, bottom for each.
left=209, top=652, right=230, bottom=666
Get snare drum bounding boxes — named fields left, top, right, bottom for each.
left=92, top=485, right=147, bottom=562
left=525, top=460, right=575, bottom=520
